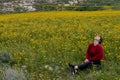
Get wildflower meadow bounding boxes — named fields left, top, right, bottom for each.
left=0, top=11, right=120, bottom=80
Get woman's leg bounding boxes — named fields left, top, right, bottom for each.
left=78, top=62, right=92, bottom=70
left=69, top=62, right=92, bottom=74
left=93, top=61, right=101, bottom=69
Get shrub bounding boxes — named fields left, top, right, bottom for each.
left=64, top=6, right=103, bottom=11
left=103, top=6, right=113, bottom=10
left=42, top=5, right=57, bottom=11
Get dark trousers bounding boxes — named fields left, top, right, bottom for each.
left=78, top=61, right=101, bottom=70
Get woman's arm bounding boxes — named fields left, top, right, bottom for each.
left=85, top=44, right=91, bottom=61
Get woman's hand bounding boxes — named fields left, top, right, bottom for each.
left=84, top=59, right=89, bottom=63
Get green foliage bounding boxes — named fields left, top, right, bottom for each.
left=42, top=5, right=57, bottom=11
left=112, top=6, right=120, bottom=10
left=14, top=7, right=27, bottom=12
left=82, top=0, right=119, bottom=6
left=0, top=4, right=3, bottom=9
left=62, top=6, right=102, bottom=11
left=34, top=4, right=104, bottom=11
left=102, top=6, right=113, bottom=10
left=34, top=4, right=58, bottom=11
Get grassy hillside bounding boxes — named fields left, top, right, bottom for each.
left=0, top=11, right=120, bottom=80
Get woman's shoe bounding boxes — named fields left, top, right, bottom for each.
left=68, top=63, right=76, bottom=75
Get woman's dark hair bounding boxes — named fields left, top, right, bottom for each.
left=99, top=36, right=102, bottom=44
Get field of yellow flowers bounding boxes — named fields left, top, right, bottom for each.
left=0, top=11, right=120, bottom=80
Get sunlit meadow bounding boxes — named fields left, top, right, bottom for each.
left=0, top=11, right=120, bottom=80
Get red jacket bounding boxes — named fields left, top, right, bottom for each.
left=86, top=43, right=104, bottom=62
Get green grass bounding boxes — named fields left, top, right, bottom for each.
left=0, top=11, right=120, bottom=80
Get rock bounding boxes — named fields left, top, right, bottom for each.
left=44, top=65, right=49, bottom=69
left=48, top=66, right=53, bottom=71
left=55, top=66, right=60, bottom=71
left=0, top=51, right=11, bottom=63
left=2, top=67, right=27, bottom=80
left=44, top=65, right=53, bottom=71
left=0, top=51, right=28, bottom=80
left=21, top=65, right=27, bottom=70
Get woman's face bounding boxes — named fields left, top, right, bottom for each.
left=94, top=36, right=100, bottom=46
